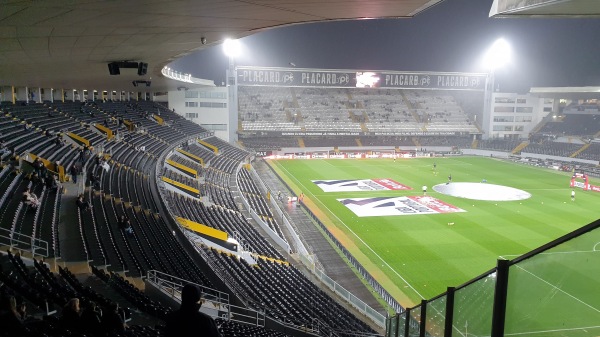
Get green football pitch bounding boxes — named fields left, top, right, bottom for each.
left=267, top=156, right=600, bottom=312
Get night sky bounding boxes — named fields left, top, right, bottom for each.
left=170, top=0, right=600, bottom=93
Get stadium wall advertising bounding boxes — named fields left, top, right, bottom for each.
left=236, top=66, right=487, bottom=91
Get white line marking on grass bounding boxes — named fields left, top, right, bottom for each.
left=512, top=264, right=600, bottom=314
left=593, top=242, right=600, bottom=251
left=500, top=249, right=600, bottom=259
left=275, top=161, right=426, bottom=300
left=504, top=325, right=600, bottom=336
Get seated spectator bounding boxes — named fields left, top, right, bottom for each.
left=76, top=194, right=91, bottom=212
left=22, top=188, right=40, bottom=209
left=0, top=295, right=28, bottom=336
left=118, top=215, right=133, bottom=236
left=46, top=173, right=59, bottom=190
left=102, top=303, right=126, bottom=335
left=60, top=298, right=81, bottom=334
left=165, top=284, right=221, bottom=337
left=88, top=172, right=100, bottom=190
left=0, top=140, right=10, bottom=157
left=80, top=301, right=102, bottom=336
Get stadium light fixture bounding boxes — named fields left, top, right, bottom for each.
left=483, top=38, right=511, bottom=70
left=223, top=38, right=241, bottom=59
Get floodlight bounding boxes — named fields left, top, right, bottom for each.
left=223, top=38, right=241, bottom=58
left=484, top=38, right=511, bottom=70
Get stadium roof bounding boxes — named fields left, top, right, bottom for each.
left=529, top=86, right=600, bottom=99
left=490, top=0, right=600, bottom=17
left=0, top=0, right=442, bottom=93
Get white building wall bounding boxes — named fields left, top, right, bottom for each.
left=168, top=87, right=230, bottom=141
left=486, top=92, right=554, bottom=139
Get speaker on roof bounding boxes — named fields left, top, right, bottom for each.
left=138, top=62, right=148, bottom=76
left=108, top=62, right=120, bottom=75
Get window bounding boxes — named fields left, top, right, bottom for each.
left=185, top=113, right=198, bottom=119
left=543, top=107, right=552, bottom=112
left=200, top=124, right=227, bottom=131
left=199, top=102, right=227, bottom=108
left=516, top=107, right=533, bottom=113
left=199, top=91, right=227, bottom=99
left=184, top=91, right=199, bottom=98
left=493, top=125, right=513, bottom=131
left=514, top=116, right=532, bottom=122
left=494, top=106, right=514, bottom=113
left=495, top=97, right=515, bottom=104
left=185, top=102, right=198, bottom=107
left=514, top=125, right=524, bottom=131
left=493, top=116, right=514, bottom=122
left=516, top=98, right=527, bottom=104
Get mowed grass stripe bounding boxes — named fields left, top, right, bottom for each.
left=270, top=157, right=600, bottom=307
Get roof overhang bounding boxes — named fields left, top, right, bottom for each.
left=0, top=0, right=443, bottom=92
left=490, top=0, right=600, bottom=18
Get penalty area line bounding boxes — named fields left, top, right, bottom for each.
left=275, top=161, right=426, bottom=300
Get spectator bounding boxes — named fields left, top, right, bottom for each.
left=32, top=157, right=44, bottom=177
left=60, top=298, right=81, bottom=334
left=118, top=215, right=133, bottom=236
left=46, top=173, right=59, bottom=190
left=22, top=187, right=40, bottom=209
left=101, top=303, right=126, bottom=335
left=89, top=172, right=100, bottom=190
left=165, top=284, right=221, bottom=337
left=0, top=295, right=28, bottom=336
left=80, top=301, right=102, bottom=336
left=69, top=164, right=79, bottom=184
left=76, top=194, right=91, bottom=212
left=0, top=140, right=10, bottom=157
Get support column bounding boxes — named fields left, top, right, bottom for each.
left=444, top=287, right=455, bottom=337
left=419, top=300, right=427, bottom=337
left=491, top=259, right=510, bottom=337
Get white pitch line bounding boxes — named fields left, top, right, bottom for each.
left=500, top=249, right=600, bottom=258
left=275, top=161, right=426, bottom=300
left=504, top=324, right=600, bottom=336
left=512, top=264, right=600, bottom=314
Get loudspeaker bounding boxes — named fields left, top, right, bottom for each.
left=108, top=62, right=120, bottom=75
left=137, top=62, right=148, bottom=76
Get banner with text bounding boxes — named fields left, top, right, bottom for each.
left=312, top=179, right=411, bottom=192
left=339, top=196, right=465, bottom=217
left=236, top=66, right=487, bottom=91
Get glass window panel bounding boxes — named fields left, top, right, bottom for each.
left=408, top=306, right=421, bottom=337
left=504, top=226, right=600, bottom=337
left=452, top=274, right=495, bottom=337
left=426, top=296, right=446, bottom=337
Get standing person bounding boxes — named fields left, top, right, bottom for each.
left=70, top=164, right=79, bottom=184
left=447, top=174, right=452, bottom=185
left=422, top=185, right=427, bottom=195
left=165, top=284, right=221, bottom=337
left=571, top=189, right=575, bottom=201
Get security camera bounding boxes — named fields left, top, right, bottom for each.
left=201, top=37, right=207, bottom=45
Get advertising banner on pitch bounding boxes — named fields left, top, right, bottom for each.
left=312, top=179, right=411, bottom=192
left=339, top=196, right=465, bottom=217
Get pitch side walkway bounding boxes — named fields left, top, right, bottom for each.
left=253, top=159, right=387, bottom=316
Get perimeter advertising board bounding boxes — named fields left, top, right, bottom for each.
left=236, top=66, right=487, bottom=91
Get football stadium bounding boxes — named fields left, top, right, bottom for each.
left=1, top=1, right=599, bottom=337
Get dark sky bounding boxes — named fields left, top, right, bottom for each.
left=170, top=0, right=600, bottom=93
